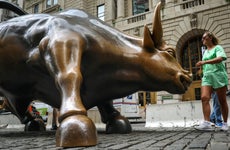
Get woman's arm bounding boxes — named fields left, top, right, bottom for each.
left=196, top=56, right=223, bottom=67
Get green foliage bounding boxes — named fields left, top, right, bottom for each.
left=226, top=0, right=230, bottom=2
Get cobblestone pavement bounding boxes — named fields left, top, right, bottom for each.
left=0, top=124, right=229, bottom=150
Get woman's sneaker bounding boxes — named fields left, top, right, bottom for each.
left=194, top=121, right=214, bottom=131
left=220, top=122, right=228, bottom=131
left=0, top=124, right=8, bottom=129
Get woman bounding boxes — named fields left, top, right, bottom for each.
left=195, top=32, right=229, bottom=131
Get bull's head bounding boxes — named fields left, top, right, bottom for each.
left=141, top=2, right=192, bottom=94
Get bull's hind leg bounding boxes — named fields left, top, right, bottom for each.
left=2, top=97, right=45, bottom=131
left=98, top=101, right=132, bottom=134
left=39, top=35, right=97, bottom=147
left=24, top=105, right=46, bottom=131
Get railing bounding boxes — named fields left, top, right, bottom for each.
left=127, top=14, right=146, bottom=24
left=181, top=0, right=205, bottom=9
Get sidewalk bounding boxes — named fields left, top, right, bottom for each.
left=0, top=123, right=229, bottom=149
left=0, top=101, right=230, bottom=149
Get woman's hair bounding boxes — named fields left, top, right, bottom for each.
left=205, top=31, right=219, bottom=45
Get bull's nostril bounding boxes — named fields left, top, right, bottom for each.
left=180, top=74, right=192, bottom=90
left=180, top=75, right=185, bottom=84
left=180, top=76, right=187, bottom=90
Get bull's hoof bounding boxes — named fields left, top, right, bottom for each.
left=106, top=115, right=132, bottom=134
left=24, top=118, right=46, bottom=131
left=56, top=115, right=97, bottom=147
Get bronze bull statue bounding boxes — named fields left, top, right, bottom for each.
left=0, top=1, right=192, bottom=148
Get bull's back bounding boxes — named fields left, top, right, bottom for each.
left=0, top=11, right=98, bottom=106
left=0, top=14, right=59, bottom=106
left=0, top=9, right=130, bottom=109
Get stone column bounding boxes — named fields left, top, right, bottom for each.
left=17, top=0, right=24, bottom=7
left=117, top=0, right=125, bottom=19
left=107, top=0, right=115, bottom=22
left=149, top=0, right=153, bottom=11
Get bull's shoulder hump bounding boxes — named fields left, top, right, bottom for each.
left=59, top=9, right=90, bottom=18
left=56, top=9, right=121, bottom=34
left=56, top=9, right=103, bottom=25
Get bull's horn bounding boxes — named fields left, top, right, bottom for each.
left=151, top=2, right=163, bottom=48
left=143, top=25, right=155, bottom=51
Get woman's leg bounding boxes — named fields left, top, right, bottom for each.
left=201, top=86, right=212, bottom=121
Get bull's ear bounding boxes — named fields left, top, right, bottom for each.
left=151, top=2, right=163, bottom=48
left=143, top=25, right=155, bottom=51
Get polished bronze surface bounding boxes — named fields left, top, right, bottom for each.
left=0, top=1, right=192, bottom=148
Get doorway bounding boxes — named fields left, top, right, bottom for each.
left=181, top=35, right=203, bottom=101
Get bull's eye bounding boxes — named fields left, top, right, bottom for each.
left=167, top=49, right=176, bottom=58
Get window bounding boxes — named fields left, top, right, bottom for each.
left=34, top=4, right=39, bottom=13
left=181, top=36, right=203, bottom=81
left=53, top=0, right=58, bottom=5
left=97, top=4, right=105, bottom=21
left=132, top=0, right=149, bottom=15
left=46, top=0, right=58, bottom=8
left=46, top=0, right=51, bottom=8
left=138, top=92, right=156, bottom=106
left=138, top=92, right=144, bottom=106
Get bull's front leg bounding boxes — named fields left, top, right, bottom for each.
left=40, top=36, right=97, bottom=147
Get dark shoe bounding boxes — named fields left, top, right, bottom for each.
left=51, top=125, right=58, bottom=130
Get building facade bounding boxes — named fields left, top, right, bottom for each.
left=0, top=0, right=23, bottom=21
left=1, top=0, right=230, bottom=107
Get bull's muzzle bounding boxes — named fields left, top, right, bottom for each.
left=179, top=70, right=192, bottom=91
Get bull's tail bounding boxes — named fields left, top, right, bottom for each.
left=0, top=0, right=27, bottom=16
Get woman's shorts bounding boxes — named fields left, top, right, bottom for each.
left=202, top=72, right=228, bottom=89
